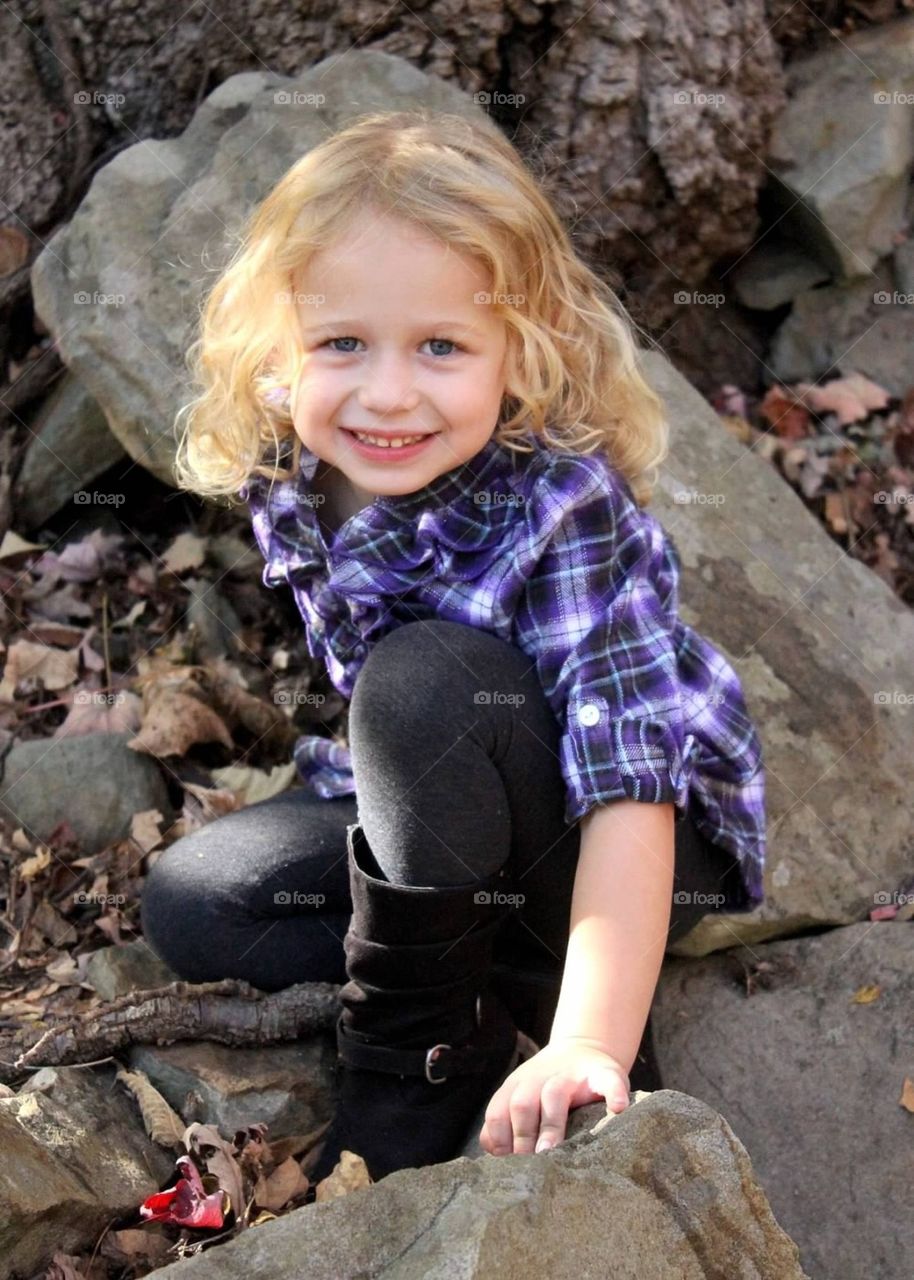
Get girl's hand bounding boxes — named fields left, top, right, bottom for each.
left=478, top=1036, right=631, bottom=1156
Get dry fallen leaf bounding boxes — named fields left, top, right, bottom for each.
left=161, top=532, right=208, bottom=575
left=253, top=1154, right=310, bottom=1212
left=759, top=385, right=812, bottom=440
left=900, top=1078, right=914, bottom=1113
left=117, top=1067, right=187, bottom=1149
left=210, top=761, right=298, bottom=807
left=314, top=1149, right=373, bottom=1202
left=0, top=638, right=80, bottom=701
left=794, top=372, right=892, bottom=427
left=850, top=984, right=881, bottom=1004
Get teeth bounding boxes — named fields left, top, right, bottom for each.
left=352, top=430, right=427, bottom=448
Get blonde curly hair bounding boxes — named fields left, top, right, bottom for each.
left=173, top=108, right=669, bottom=508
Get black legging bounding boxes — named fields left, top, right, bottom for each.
left=140, top=619, right=741, bottom=993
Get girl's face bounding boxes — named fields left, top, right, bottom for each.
left=288, top=211, right=510, bottom=500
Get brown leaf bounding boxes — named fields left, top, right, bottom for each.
left=161, top=532, right=208, bottom=576
left=185, top=1122, right=247, bottom=1222
left=117, top=1067, right=187, bottom=1149
left=0, top=226, right=30, bottom=276
left=900, top=1077, right=914, bottom=1112
left=129, top=687, right=234, bottom=758
left=759, top=385, right=812, bottom=440
left=254, top=1155, right=310, bottom=1212
left=0, top=638, right=80, bottom=701
left=794, top=372, right=891, bottom=426
left=314, top=1149, right=373, bottom=1202
left=850, top=984, right=881, bottom=1004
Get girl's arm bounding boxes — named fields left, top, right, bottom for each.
left=549, top=798, right=675, bottom=1072
left=480, top=797, right=676, bottom=1157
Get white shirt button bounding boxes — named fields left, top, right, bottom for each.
left=578, top=702, right=601, bottom=726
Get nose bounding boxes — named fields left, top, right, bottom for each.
left=357, top=350, right=421, bottom=416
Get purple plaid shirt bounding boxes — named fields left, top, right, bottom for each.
left=241, top=432, right=766, bottom=910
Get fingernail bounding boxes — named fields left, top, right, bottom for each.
left=535, top=1138, right=553, bottom=1153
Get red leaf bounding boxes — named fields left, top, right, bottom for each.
left=139, top=1155, right=227, bottom=1229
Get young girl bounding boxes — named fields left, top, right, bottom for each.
left=141, top=108, right=766, bottom=1189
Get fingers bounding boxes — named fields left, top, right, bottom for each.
left=533, top=1075, right=571, bottom=1153
left=483, top=1075, right=572, bottom=1156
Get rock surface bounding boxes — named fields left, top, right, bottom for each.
left=127, top=1039, right=337, bottom=1143
left=653, top=921, right=914, bottom=1280
left=84, top=936, right=181, bottom=1001
left=143, top=1090, right=807, bottom=1280
left=0, top=730, right=172, bottom=852
left=642, top=347, right=914, bottom=954
left=0, top=1065, right=173, bottom=1280
left=766, top=16, right=914, bottom=279
left=15, top=373, right=127, bottom=532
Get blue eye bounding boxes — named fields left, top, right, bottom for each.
left=321, top=336, right=463, bottom=357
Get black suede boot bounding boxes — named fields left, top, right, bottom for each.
left=307, top=823, right=537, bottom=1188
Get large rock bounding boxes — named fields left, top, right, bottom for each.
left=0, top=730, right=172, bottom=853
left=641, top=346, right=914, bottom=955
left=143, top=1090, right=807, bottom=1280
left=127, top=1039, right=337, bottom=1143
left=766, top=15, right=914, bottom=280
left=653, top=921, right=914, bottom=1280
left=15, top=373, right=127, bottom=531
left=0, top=1065, right=173, bottom=1280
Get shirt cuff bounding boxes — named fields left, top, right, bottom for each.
left=560, top=691, right=694, bottom=821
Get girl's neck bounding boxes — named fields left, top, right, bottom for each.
left=312, top=463, right=375, bottom=538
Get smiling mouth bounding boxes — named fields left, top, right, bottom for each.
left=341, top=427, right=439, bottom=449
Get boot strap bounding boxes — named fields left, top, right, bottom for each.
left=335, top=1009, right=498, bottom=1083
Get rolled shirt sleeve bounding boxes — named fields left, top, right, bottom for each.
left=514, top=456, right=696, bottom=825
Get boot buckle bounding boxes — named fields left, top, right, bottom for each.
left=425, top=1043, right=452, bottom=1083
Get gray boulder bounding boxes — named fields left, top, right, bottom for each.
left=653, top=920, right=914, bottom=1280
left=0, top=730, right=172, bottom=852
left=144, top=1090, right=807, bottom=1280
left=642, top=347, right=914, bottom=955
left=0, top=1065, right=173, bottom=1280
left=766, top=16, right=914, bottom=280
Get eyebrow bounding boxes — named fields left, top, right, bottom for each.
left=299, top=318, right=477, bottom=335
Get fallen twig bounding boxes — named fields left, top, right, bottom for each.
left=0, top=977, right=341, bottom=1084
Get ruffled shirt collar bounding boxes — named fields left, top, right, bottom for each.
left=242, top=431, right=541, bottom=688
